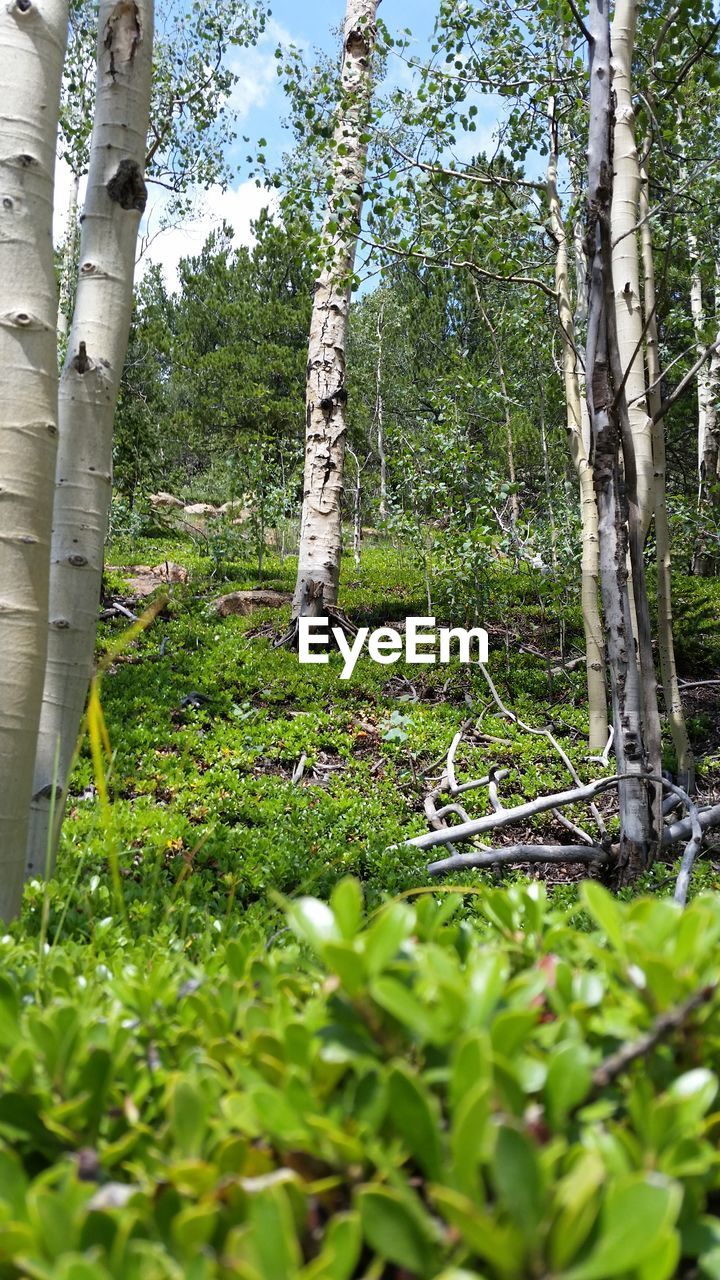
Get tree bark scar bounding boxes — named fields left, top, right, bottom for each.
left=104, top=2, right=142, bottom=80
left=72, top=342, right=92, bottom=374
left=107, top=159, right=147, bottom=212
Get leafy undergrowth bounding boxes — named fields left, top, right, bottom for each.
left=26, top=537, right=720, bottom=941
left=4, top=882, right=720, bottom=1277
left=3, top=535, right=720, bottom=1277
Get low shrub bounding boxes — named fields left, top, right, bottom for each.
left=2, top=881, right=720, bottom=1278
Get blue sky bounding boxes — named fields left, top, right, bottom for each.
left=134, top=0, right=505, bottom=290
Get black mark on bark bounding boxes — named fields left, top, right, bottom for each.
left=107, top=159, right=147, bottom=212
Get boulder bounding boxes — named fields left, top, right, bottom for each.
left=214, top=589, right=291, bottom=618
left=219, top=500, right=251, bottom=519
left=183, top=503, right=219, bottom=518
left=149, top=492, right=184, bottom=510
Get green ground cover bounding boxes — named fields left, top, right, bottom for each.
left=1, top=535, right=719, bottom=1278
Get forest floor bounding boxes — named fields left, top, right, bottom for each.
left=5, top=533, right=720, bottom=1278
left=21, top=532, right=720, bottom=941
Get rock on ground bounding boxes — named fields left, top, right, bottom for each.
left=213, top=590, right=291, bottom=617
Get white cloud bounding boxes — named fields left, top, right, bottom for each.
left=228, top=18, right=303, bottom=122
left=139, top=180, right=278, bottom=292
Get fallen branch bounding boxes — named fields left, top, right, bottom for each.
left=591, top=983, right=717, bottom=1091
left=275, top=606, right=358, bottom=650
left=477, top=664, right=607, bottom=837
left=409, top=775, right=618, bottom=852
left=587, top=724, right=614, bottom=768
left=419, top=773, right=720, bottom=895
left=668, top=778, right=705, bottom=906
left=428, top=844, right=608, bottom=875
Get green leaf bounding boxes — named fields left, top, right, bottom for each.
left=169, top=1078, right=207, bottom=1158
left=430, top=1184, right=524, bottom=1275
left=370, top=976, right=436, bottom=1039
left=330, top=878, right=363, bottom=940
left=247, top=1184, right=302, bottom=1280
left=359, top=1185, right=438, bottom=1277
left=286, top=897, right=340, bottom=954
left=451, top=1081, right=491, bottom=1196
left=388, top=1063, right=442, bottom=1178
left=363, top=903, right=414, bottom=975
left=0, top=977, right=20, bottom=1049
left=580, top=883, right=627, bottom=952
left=549, top=1152, right=605, bottom=1270
left=560, top=1174, right=682, bottom=1279
left=545, top=1042, right=592, bottom=1124
left=492, top=1125, right=543, bottom=1235
left=171, top=1202, right=218, bottom=1251
left=301, top=1212, right=361, bottom=1279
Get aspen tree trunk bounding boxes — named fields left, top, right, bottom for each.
left=610, top=0, right=654, bottom=540
left=547, top=110, right=608, bottom=751
left=586, top=0, right=658, bottom=880
left=692, top=245, right=720, bottom=574
left=639, top=151, right=695, bottom=789
left=0, top=0, right=68, bottom=920
left=58, top=171, right=80, bottom=340
left=687, top=221, right=710, bottom=483
left=347, top=446, right=363, bottom=567
left=374, top=302, right=388, bottom=521
left=473, top=288, right=519, bottom=522
left=291, top=0, right=379, bottom=621
left=571, top=192, right=593, bottom=458
left=538, top=391, right=558, bottom=571
left=26, top=0, right=154, bottom=878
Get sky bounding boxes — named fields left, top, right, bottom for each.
left=55, top=0, right=504, bottom=293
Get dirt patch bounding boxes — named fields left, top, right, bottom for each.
left=107, top=561, right=189, bottom=599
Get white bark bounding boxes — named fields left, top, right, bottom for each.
left=547, top=112, right=608, bottom=751
left=687, top=220, right=710, bottom=479
left=610, top=0, right=654, bottom=540
left=0, top=0, right=67, bottom=919
left=689, top=233, right=720, bottom=573
left=58, top=170, right=80, bottom=340
left=374, top=301, right=388, bottom=521
left=639, top=149, right=694, bottom=790
left=26, top=0, right=154, bottom=877
left=473, top=286, right=519, bottom=522
left=586, top=0, right=655, bottom=880
left=292, top=0, right=379, bottom=619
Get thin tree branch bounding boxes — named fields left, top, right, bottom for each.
left=359, top=235, right=559, bottom=301
left=652, top=336, right=720, bottom=423
left=591, top=983, right=717, bottom=1090
left=565, top=0, right=593, bottom=46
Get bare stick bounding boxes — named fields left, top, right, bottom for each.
left=663, top=803, right=720, bottom=847
left=669, top=779, right=704, bottom=906
left=588, top=724, right=614, bottom=767
left=591, top=984, right=717, bottom=1091
left=553, top=809, right=598, bottom=845
left=428, top=844, right=608, bottom=876
left=488, top=767, right=505, bottom=813
left=446, top=728, right=464, bottom=794
left=652, top=335, right=720, bottom=424
left=408, top=775, right=621, bottom=852
left=477, top=664, right=608, bottom=835
left=292, top=754, right=307, bottom=784
left=565, top=0, right=593, bottom=44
